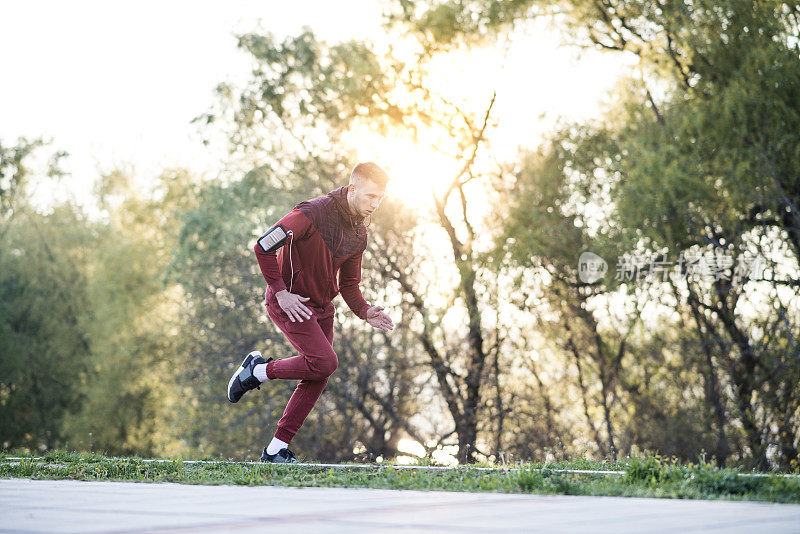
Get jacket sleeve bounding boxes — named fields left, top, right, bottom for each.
left=339, top=250, right=371, bottom=320
left=253, top=208, right=312, bottom=294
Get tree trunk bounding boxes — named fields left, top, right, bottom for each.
left=598, top=361, right=619, bottom=461
left=569, top=337, right=608, bottom=458
left=716, top=303, right=768, bottom=470
left=684, top=284, right=731, bottom=467
left=456, top=422, right=478, bottom=464
left=493, top=346, right=504, bottom=459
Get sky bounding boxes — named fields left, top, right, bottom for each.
left=1, top=1, right=386, bottom=204
left=1, top=0, right=638, bottom=211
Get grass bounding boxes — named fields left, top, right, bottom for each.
left=1, top=450, right=799, bottom=503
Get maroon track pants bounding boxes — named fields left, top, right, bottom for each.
left=264, top=292, right=337, bottom=443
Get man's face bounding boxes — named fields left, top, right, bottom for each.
left=348, top=180, right=385, bottom=218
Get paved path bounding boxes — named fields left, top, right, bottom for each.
left=1, top=479, right=799, bottom=533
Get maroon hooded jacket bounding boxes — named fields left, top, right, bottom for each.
left=254, top=186, right=372, bottom=320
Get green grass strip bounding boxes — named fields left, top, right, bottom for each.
left=1, top=450, right=798, bottom=503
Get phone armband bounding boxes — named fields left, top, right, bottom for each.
left=257, top=225, right=289, bottom=253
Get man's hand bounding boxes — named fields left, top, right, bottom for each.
left=276, top=290, right=313, bottom=322
left=366, top=305, right=394, bottom=332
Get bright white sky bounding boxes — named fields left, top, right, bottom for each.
left=1, top=0, right=637, bottom=210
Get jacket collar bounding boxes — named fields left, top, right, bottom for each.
left=329, top=185, right=364, bottom=224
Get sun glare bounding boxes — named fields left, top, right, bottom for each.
left=341, top=41, right=517, bottom=213
left=396, top=438, right=459, bottom=466
left=348, top=127, right=460, bottom=211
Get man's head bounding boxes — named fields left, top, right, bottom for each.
left=346, top=162, right=388, bottom=219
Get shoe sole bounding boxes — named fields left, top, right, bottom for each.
left=227, top=351, right=259, bottom=403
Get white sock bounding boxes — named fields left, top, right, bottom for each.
left=253, top=364, right=269, bottom=382
left=266, top=437, right=288, bottom=455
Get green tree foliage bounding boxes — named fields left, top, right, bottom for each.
left=389, top=0, right=542, bottom=50
left=0, top=204, right=93, bottom=450
left=59, top=169, right=189, bottom=456
left=0, top=137, right=66, bottom=223
left=556, top=0, right=800, bottom=472
left=436, top=0, right=800, bottom=469
left=0, top=143, right=189, bottom=456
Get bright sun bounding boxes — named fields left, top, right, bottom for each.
left=343, top=45, right=512, bottom=214
left=348, top=126, right=461, bottom=211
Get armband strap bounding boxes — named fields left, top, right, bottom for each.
left=257, top=225, right=289, bottom=253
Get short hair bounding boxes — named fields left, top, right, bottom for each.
left=349, top=162, right=389, bottom=189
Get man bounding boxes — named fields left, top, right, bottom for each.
left=227, top=162, right=395, bottom=463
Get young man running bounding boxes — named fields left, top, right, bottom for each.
left=227, top=162, right=395, bottom=463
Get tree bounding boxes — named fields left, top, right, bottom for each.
left=59, top=168, right=189, bottom=456
left=0, top=204, right=93, bottom=450
left=0, top=140, right=88, bottom=451
left=0, top=137, right=66, bottom=223
left=401, top=0, right=799, bottom=469
left=558, top=0, right=800, bottom=471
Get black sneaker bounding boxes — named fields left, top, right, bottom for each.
left=261, top=447, right=299, bottom=464
left=227, top=351, right=272, bottom=403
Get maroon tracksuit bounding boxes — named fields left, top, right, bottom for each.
left=254, top=185, right=371, bottom=443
